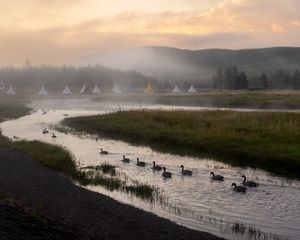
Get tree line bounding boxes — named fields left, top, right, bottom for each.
left=0, top=63, right=157, bottom=92
left=212, top=66, right=300, bottom=91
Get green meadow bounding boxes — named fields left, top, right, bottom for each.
left=63, top=110, right=300, bottom=179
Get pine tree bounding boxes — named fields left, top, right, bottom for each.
left=259, top=73, right=269, bottom=90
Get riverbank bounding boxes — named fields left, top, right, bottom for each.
left=0, top=147, right=221, bottom=240
left=63, top=110, right=300, bottom=179
left=0, top=103, right=221, bottom=239
left=91, top=91, right=300, bottom=110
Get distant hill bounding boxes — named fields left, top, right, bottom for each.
left=82, top=47, right=300, bottom=87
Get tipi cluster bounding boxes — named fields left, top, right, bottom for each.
left=0, top=81, right=198, bottom=96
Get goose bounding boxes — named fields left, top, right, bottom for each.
left=210, top=172, right=224, bottom=181
left=241, top=175, right=259, bottom=187
left=152, top=161, right=162, bottom=171
left=231, top=183, right=247, bottom=192
left=100, top=148, right=108, bottom=155
left=42, top=128, right=49, bottom=134
left=180, top=165, right=192, bottom=176
left=162, top=167, right=172, bottom=178
left=121, top=155, right=130, bottom=163
left=52, top=133, right=57, bottom=138
left=136, top=158, right=146, bottom=167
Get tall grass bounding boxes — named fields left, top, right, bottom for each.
left=12, top=140, right=156, bottom=200
left=63, top=110, right=300, bottom=179
left=11, top=140, right=80, bottom=179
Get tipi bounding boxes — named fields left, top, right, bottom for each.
left=92, top=85, right=101, bottom=94
left=112, top=84, right=122, bottom=94
left=6, top=86, right=16, bottom=95
left=144, top=83, right=154, bottom=94
left=62, top=85, right=72, bottom=95
left=79, top=85, right=86, bottom=94
left=38, top=86, right=48, bottom=96
left=188, top=85, right=197, bottom=93
left=172, top=85, right=181, bottom=93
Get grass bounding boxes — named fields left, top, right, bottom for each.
left=155, top=92, right=300, bottom=109
left=11, top=140, right=82, bottom=179
left=81, top=163, right=117, bottom=176
left=0, top=102, right=32, bottom=147
left=92, top=91, right=300, bottom=110
left=63, top=110, right=300, bottom=179
left=11, top=140, right=156, bottom=200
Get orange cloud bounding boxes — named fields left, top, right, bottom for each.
left=0, top=0, right=299, bottom=65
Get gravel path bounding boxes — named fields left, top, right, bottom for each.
left=0, top=147, right=223, bottom=240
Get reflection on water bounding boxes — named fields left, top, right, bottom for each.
left=1, top=99, right=299, bottom=240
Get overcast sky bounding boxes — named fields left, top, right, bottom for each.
left=1, top=0, right=299, bottom=65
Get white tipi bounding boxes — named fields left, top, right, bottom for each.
left=112, top=84, right=122, bottom=94
left=79, top=85, right=86, bottom=94
left=92, top=85, right=101, bottom=94
left=188, top=85, right=197, bottom=93
left=172, top=85, right=181, bottom=93
left=38, top=86, right=48, bottom=96
left=6, top=86, right=16, bottom=95
left=62, top=85, right=72, bottom=95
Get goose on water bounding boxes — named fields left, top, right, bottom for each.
left=121, top=155, right=130, bottom=163
left=100, top=148, right=108, bottom=155
left=180, top=165, right=192, bottom=176
left=241, top=175, right=259, bottom=187
left=42, top=128, right=49, bottom=134
left=162, top=167, right=172, bottom=178
left=231, top=183, right=247, bottom=192
left=210, top=172, right=224, bottom=181
left=152, top=161, right=162, bottom=171
left=136, top=158, right=146, bottom=167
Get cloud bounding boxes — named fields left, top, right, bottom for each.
left=0, top=0, right=300, bottom=65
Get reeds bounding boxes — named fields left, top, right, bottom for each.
left=63, top=110, right=300, bottom=179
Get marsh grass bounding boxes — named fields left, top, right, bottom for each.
left=92, top=92, right=300, bottom=110
left=0, top=103, right=32, bottom=147
left=81, top=163, right=116, bottom=176
left=230, top=222, right=289, bottom=240
left=12, top=140, right=156, bottom=200
left=63, top=110, right=300, bottom=179
left=11, top=140, right=80, bottom=179
left=0, top=102, right=31, bottom=122
left=155, top=92, right=300, bottom=110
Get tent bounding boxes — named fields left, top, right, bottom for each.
left=62, top=85, right=72, bottom=95
left=188, top=85, right=197, bottom=93
left=38, top=86, right=48, bottom=96
left=112, top=84, right=122, bottom=94
left=144, top=83, right=154, bottom=94
left=172, top=85, right=181, bottom=93
left=79, top=85, right=86, bottom=94
left=92, top=85, right=101, bottom=94
left=6, top=86, right=16, bottom=95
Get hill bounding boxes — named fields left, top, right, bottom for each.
left=82, top=47, right=300, bottom=87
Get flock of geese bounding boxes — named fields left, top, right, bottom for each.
left=43, top=128, right=259, bottom=193
left=100, top=149, right=259, bottom=193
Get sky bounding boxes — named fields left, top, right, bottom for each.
left=0, top=0, right=300, bottom=65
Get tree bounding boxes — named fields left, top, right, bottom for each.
left=212, top=68, right=223, bottom=91
left=259, top=73, right=269, bottom=90
left=291, top=70, right=300, bottom=89
left=224, top=66, right=238, bottom=90
left=236, top=71, right=248, bottom=90
left=216, top=68, right=223, bottom=91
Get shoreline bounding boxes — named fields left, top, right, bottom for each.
left=0, top=147, right=222, bottom=240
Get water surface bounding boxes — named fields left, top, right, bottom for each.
left=1, top=99, right=299, bottom=240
